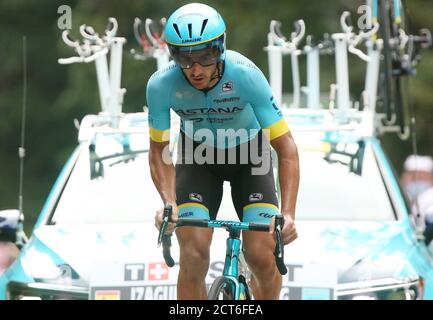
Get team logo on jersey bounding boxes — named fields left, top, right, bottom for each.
left=222, top=81, right=233, bottom=92
left=189, top=193, right=203, bottom=202
left=249, top=193, right=263, bottom=202
left=213, top=97, right=240, bottom=104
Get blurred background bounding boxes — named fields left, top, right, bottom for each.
left=0, top=0, right=432, bottom=233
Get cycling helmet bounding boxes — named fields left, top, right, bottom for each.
left=165, top=3, right=226, bottom=67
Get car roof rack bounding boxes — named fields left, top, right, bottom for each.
left=58, top=16, right=172, bottom=142
left=265, top=5, right=431, bottom=140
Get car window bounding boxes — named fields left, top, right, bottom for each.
left=50, top=133, right=159, bottom=225
left=50, top=131, right=395, bottom=225
left=294, top=138, right=395, bottom=221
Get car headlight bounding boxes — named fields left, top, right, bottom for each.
left=337, top=277, right=423, bottom=300
left=7, top=281, right=88, bottom=300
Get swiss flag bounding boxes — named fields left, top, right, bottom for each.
left=148, top=262, right=169, bottom=281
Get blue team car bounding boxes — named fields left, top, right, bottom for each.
left=1, top=107, right=433, bottom=300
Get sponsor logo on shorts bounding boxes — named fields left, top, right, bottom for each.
left=249, top=193, right=263, bottom=202
left=179, top=211, right=194, bottom=218
left=189, top=193, right=203, bottom=202
left=259, top=212, right=274, bottom=219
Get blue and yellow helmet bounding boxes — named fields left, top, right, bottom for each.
left=165, top=3, right=226, bottom=62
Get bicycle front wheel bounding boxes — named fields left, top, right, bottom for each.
left=207, top=276, right=235, bottom=300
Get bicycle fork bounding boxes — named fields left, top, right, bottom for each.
left=222, top=229, right=251, bottom=300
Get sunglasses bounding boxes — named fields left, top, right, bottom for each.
left=172, top=47, right=220, bottom=69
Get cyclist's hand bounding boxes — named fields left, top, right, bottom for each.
left=155, top=204, right=178, bottom=235
left=281, top=215, right=297, bottom=245
left=270, top=214, right=297, bottom=245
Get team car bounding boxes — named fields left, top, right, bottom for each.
left=1, top=107, right=433, bottom=300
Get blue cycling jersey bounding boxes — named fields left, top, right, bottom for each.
left=146, top=50, right=289, bottom=149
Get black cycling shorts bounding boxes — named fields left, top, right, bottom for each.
left=175, top=130, right=279, bottom=223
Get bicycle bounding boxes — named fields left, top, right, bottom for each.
left=375, top=0, right=431, bottom=135
left=157, top=204, right=287, bottom=300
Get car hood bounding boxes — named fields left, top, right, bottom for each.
left=30, top=223, right=167, bottom=283
left=28, top=220, right=418, bottom=287
left=284, top=220, right=419, bottom=282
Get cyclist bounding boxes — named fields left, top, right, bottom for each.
left=148, top=2, right=299, bottom=299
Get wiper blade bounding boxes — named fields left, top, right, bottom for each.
left=89, top=147, right=148, bottom=179
left=95, top=149, right=148, bottom=162
left=109, top=150, right=148, bottom=167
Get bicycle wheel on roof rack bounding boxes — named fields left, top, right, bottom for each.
left=379, top=0, right=395, bottom=123
left=379, top=0, right=408, bottom=135
left=207, top=276, right=236, bottom=300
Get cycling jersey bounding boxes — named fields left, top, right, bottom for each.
left=146, top=50, right=289, bottom=149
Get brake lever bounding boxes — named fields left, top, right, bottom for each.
left=157, top=204, right=172, bottom=247
left=274, top=215, right=287, bottom=275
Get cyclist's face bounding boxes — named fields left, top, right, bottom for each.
left=176, top=47, right=219, bottom=90
left=182, top=61, right=218, bottom=90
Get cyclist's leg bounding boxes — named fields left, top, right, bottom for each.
left=175, top=161, right=223, bottom=299
left=231, top=158, right=282, bottom=300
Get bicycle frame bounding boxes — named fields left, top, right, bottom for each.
left=158, top=206, right=287, bottom=300
left=217, top=227, right=249, bottom=300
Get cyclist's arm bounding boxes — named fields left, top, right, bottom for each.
left=149, top=140, right=176, bottom=205
left=242, top=62, right=299, bottom=243
left=146, top=71, right=176, bottom=206
left=271, top=132, right=299, bottom=245
left=270, top=132, right=299, bottom=221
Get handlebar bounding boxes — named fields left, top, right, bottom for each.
left=157, top=204, right=287, bottom=275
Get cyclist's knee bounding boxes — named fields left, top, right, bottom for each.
left=245, top=251, right=275, bottom=273
left=243, top=234, right=276, bottom=272
left=177, top=228, right=212, bottom=270
left=178, top=245, right=211, bottom=280
left=180, top=244, right=210, bottom=265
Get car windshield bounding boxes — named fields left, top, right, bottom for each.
left=294, top=134, right=395, bottom=221
left=50, top=133, right=158, bottom=225
left=50, top=131, right=395, bottom=225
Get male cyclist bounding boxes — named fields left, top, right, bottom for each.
left=148, top=3, right=299, bottom=299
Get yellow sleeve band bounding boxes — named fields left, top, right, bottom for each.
left=264, top=118, right=290, bottom=141
left=149, top=127, right=170, bottom=142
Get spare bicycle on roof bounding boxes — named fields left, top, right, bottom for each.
left=265, top=1, right=431, bottom=141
